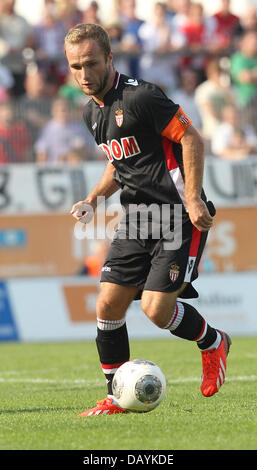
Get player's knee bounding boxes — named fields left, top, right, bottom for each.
left=96, top=296, right=117, bottom=320
left=148, top=309, right=169, bottom=328
left=141, top=304, right=169, bottom=329
left=141, top=297, right=177, bottom=329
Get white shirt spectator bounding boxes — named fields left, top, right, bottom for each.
left=171, top=88, right=202, bottom=130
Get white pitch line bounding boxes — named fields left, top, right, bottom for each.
left=169, top=375, right=257, bottom=384
left=0, top=375, right=256, bottom=385
left=0, top=377, right=101, bottom=385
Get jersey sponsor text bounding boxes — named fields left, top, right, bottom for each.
left=99, top=136, right=141, bottom=162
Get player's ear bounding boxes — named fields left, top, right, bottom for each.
left=107, top=51, right=113, bottom=65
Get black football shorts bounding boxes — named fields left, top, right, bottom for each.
left=100, top=216, right=208, bottom=299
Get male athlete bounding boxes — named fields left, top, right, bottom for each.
left=65, top=23, right=231, bottom=416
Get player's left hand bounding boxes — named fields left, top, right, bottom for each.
left=187, top=199, right=213, bottom=232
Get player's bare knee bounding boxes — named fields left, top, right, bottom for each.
left=96, top=296, right=116, bottom=320
left=146, top=307, right=170, bottom=329
left=96, top=294, right=128, bottom=320
left=141, top=295, right=178, bottom=329
left=141, top=302, right=171, bottom=329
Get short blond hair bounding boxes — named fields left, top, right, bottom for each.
left=64, top=23, right=111, bottom=60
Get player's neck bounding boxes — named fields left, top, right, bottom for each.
left=92, top=67, right=117, bottom=106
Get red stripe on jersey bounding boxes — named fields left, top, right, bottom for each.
left=189, top=226, right=201, bottom=257
left=161, top=136, right=178, bottom=171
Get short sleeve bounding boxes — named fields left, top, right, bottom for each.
left=134, top=83, right=191, bottom=142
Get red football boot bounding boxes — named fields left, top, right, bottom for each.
left=77, top=397, right=128, bottom=416
left=201, top=331, right=232, bottom=397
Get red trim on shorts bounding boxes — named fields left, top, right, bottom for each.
left=189, top=226, right=202, bottom=257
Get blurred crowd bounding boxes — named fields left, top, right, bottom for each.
left=1, top=0, right=257, bottom=164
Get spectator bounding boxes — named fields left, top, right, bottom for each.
left=212, top=0, right=239, bottom=50
left=34, top=97, right=97, bottom=165
left=55, top=0, right=83, bottom=30
left=166, top=0, right=176, bottom=21
left=105, top=22, right=131, bottom=75
left=138, top=2, right=176, bottom=91
left=16, top=65, right=53, bottom=144
left=194, top=58, right=236, bottom=141
left=59, top=71, right=89, bottom=107
left=182, top=2, right=217, bottom=51
left=169, top=0, right=191, bottom=50
left=82, top=1, right=101, bottom=25
left=117, top=0, right=144, bottom=76
left=0, top=100, right=31, bottom=163
left=179, top=2, right=218, bottom=72
left=118, top=0, right=144, bottom=44
left=230, top=29, right=257, bottom=108
left=234, top=3, right=257, bottom=41
left=211, top=104, right=257, bottom=160
left=33, top=2, right=67, bottom=85
left=78, top=240, right=110, bottom=276
left=44, top=75, right=60, bottom=99
left=170, top=67, right=202, bottom=131
left=0, top=0, right=34, bottom=96
left=0, top=62, right=14, bottom=91
left=0, top=87, right=9, bottom=104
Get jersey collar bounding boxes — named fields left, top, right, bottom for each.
left=95, top=71, right=121, bottom=108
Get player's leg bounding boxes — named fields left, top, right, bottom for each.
left=141, top=220, right=231, bottom=397
left=141, top=285, right=220, bottom=352
left=78, top=282, right=139, bottom=416
left=141, top=287, right=231, bottom=397
left=78, top=233, right=151, bottom=416
left=95, top=282, right=139, bottom=395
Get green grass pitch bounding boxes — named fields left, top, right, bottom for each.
left=0, top=336, right=257, bottom=450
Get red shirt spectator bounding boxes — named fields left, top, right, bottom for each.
left=0, top=101, right=31, bottom=163
left=182, top=2, right=217, bottom=50
left=213, top=0, right=239, bottom=48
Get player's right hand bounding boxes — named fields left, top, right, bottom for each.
left=70, top=201, right=95, bottom=223
left=187, top=198, right=213, bottom=232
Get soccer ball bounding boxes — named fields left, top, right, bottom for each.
left=112, top=359, right=166, bottom=412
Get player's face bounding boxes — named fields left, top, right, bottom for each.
left=66, top=39, right=113, bottom=98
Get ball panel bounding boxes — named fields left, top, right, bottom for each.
left=112, top=359, right=166, bottom=413
left=135, top=374, right=162, bottom=404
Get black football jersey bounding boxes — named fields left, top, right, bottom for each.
left=83, top=72, right=200, bottom=218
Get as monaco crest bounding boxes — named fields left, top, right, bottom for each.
left=169, top=264, right=180, bottom=283
left=115, top=109, right=123, bottom=127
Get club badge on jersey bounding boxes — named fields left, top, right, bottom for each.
left=115, top=109, right=124, bottom=127
left=169, top=264, right=180, bottom=283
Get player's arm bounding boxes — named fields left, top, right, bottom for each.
left=180, top=125, right=213, bottom=232
left=71, top=162, right=119, bottom=221
left=161, top=107, right=212, bottom=231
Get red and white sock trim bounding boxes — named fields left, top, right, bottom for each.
left=200, top=330, right=222, bottom=351
left=163, top=302, right=184, bottom=331
left=101, top=361, right=126, bottom=375
left=97, top=317, right=126, bottom=331
left=193, top=319, right=207, bottom=342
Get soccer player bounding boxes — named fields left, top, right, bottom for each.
left=65, top=23, right=231, bottom=416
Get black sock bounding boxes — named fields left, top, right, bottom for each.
left=170, top=302, right=218, bottom=350
left=96, top=323, right=130, bottom=395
